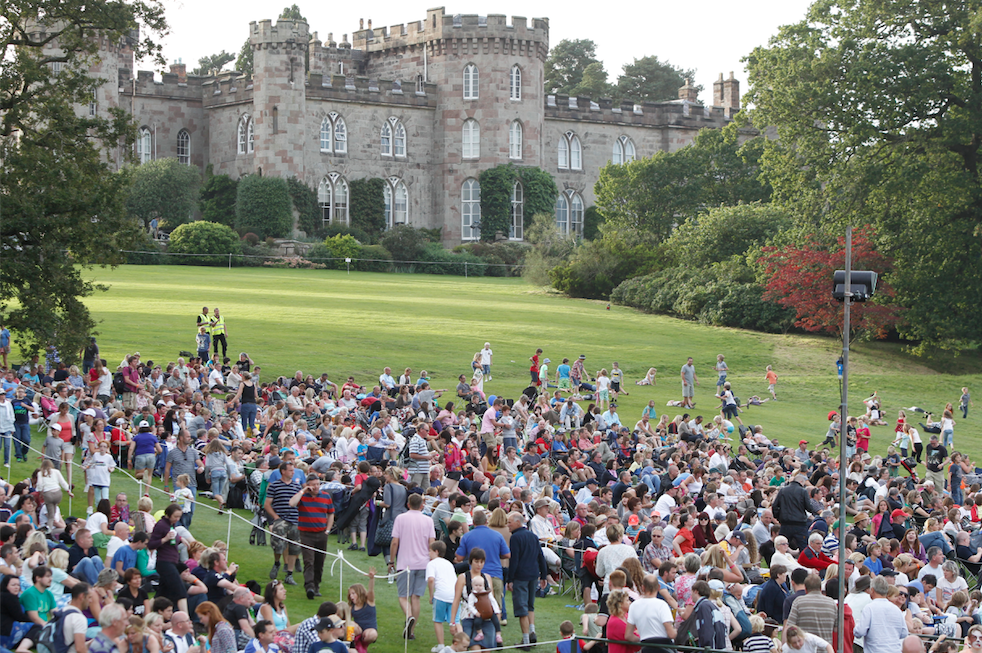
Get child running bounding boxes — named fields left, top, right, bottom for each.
left=765, top=365, right=778, bottom=400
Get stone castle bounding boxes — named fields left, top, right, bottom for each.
left=91, top=7, right=741, bottom=243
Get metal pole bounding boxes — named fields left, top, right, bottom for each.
left=228, top=253, right=232, bottom=270
left=836, top=226, right=852, bottom=653
left=227, top=510, right=233, bottom=552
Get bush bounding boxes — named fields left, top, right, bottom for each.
left=125, top=230, right=161, bottom=265
left=286, top=177, right=319, bottom=237
left=583, top=206, right=604, bottom=241
left=549, top=237, right=662, bottom=299
left=417, top=241, right=486, bottom=276
left=235, top=176, right=293, bottom=239
left=455, top=241, right=530, bottom=277
left=666, top=203, right=791, bottom=268
left=126, top=158, right=201, bottom=230
left=241, top=242, right=275, bottom=267
left=310, top=223, right=371, bottom=244
left=199, top=168, right=238, bottom=227
left=242, top=232, right=260, bottom=246
left=349, top=178, right=386, bottom=243
left=322, top=234, right=361, bottom=270
left=167, top=221, right=242, bottom=266
left=380, top=225, right=427, bottom=264
left=355, top=244, right=393, bottom=272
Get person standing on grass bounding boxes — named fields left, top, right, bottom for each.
left=122, top=355, right=142, bottom=410
left=149, top=504, right=190, bottom=614
left=390, top=492, right=435, bottom=640
left=680, top=357, right=698, bottom=409
left=290, top=473, right=335, bottom=601
left=960, top=387, right=971, bottom=419
left=505, top=511, right=547, bottom=648
left=480, top=343, right=493, bottom=381
left=427, top=540, right=457, bottom=652
left=0, top=391, right=13, bottom=466
left=163, top=429, right=204, bottom=527
left=529, top=349, right=542, bottom=387
left=265, top=461, right=302, bottom=586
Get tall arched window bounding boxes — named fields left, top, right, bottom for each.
left=510, top=65, right=522, bottom=101
left=558, top=131, right=581, bottom=170
left=237, top=115, right=253, bottom=155
left=463, top=64, right=479, bottom=100
left=393, top=121, right=406, bottom=157
left=383, top=176, right=409, bottom=229
left=318, top=173, right=349, bottom=226
left=555, top=190, right=584, bottom=236
left=320, top=112, right=347, bottom=154
left=510, top=180, right=524, bottom=240
left=462, top=119, right=480, bottom=159
left=176, top=129, right=190, bottom=165
left=247, top=119, right=254, bottom=153
left=380, top=122, right=392, bottom=156
left=382, top=117, right=407, bottom=157
left=509, top=120, right=523, bottom=160
left=612, top=135, right=636, bottom=164
left=137, top=127, right=152, bottom=164
left=462, top=178, right=481, bottom=240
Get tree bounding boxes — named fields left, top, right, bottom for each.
left=521, top=213, right=577, bottom=286
left=200, top=168, right=239, bottom=227
left=743, top=0, right=982, bottom=351
left=348, top=178, right=386, bottom=242
left=236, top=39, right=253, bottom=76
left=0, top=0, right=166, bottom=360
left=192, top=50, right=235, bottom=76
left=758, top=227, right=902, bottom=339
left=279, top=4, right=306, bottom=20
left=235, top=176, right=294, bottom=238
left=126, top=158, right=201, bottom=230
left=616, top=56, right=697, bottom=103
left=571, top=62, right=614, bottom=99
left=544, top=39, right=602, bottom=96
left=667, top=204, right=790, bottom=269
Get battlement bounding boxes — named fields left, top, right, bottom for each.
left=351, top=7, right=548, bottom=53
left=250, top=19, right=310, bottom=49
left=122, top=69, right=207, bottom=100
left=201, top=72, right=255, bottom=108
left=543, top=94, right=741, bottom=129
left=306, top=74, right=438, bottom=108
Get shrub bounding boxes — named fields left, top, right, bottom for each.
left=417, top=241, right=486, bottom=276
left=455, top=241, right=530, bottom=277
left=355, top=244, right=393, bottom=272
left=241, top=242, right=275, bottom=267
left=380, top=225, right=426, bottom=263
left=242, top=232, right=260, bottom=246
left=125, top=230, right=161, bottom=265
left=522, top=213, right=577, bottom=286
left=582, top=205, right=603, bottom=241
left=199, top=168, right=238, bottom=227
left=167, top=221, right=242, bottom=266
left=322, top=234, right=362, bottom=270
left=235, top=175, right=293, bottom=239
left=126, top=158, right=201, bottom=230
left=312, top=223, right=371, bottom=244
left=667, top=203, right=791, bottom=268
left=549, top=237, right=663, bottom=299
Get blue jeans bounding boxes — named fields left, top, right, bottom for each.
left=92, top=486, right=110, bottom=504
left=641, top=473, right=661, bottom=495
left=461, top=618, right=496, bottom=647
left=210, top=469, right=227, bottom=500
left=483, top=364, right=490, bottom=375
left=953, top=486, right=964, bottom=506
left=240, top=403, right=258, bottom=433
left=13, top=423, right=30, bottom=460
left=180, top=487, right=196, bottom=528
left=74, top=557, right=105, bottom=584
left=943, top=429, right=954, bottom=448
left=0, top=431, right=11, bottom=465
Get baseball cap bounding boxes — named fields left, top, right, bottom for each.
left=729, top=530, right=747, bottom=544
left=578, top=354, right=586, bottom=359
left=585, top=479, right=599, bottom=486
left=708, top=579, right=725, bottom=591
left=82, top=408, right=96, bottom=417
left=891, top=509, right=907, bottom=520
left=50, top=423, right=62, bottom=432
left=628, top=514, right=640, bottom=526
left=798, top=440, right=808, bottom=445
left=138, top=420, right=151, bottom=429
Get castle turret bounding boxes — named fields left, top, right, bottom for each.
left=250, top=18, right=309, bottom=179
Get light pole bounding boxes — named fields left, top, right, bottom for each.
left=832, top=227, right=877, bottom=653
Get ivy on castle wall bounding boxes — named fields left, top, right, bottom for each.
left=235, top=175, right=294, bottom=239
left=349, top=178, right=386, bottom=243
left=478, top=165, right=558, bottom=242
left=286, top=177, right=319, bottom=236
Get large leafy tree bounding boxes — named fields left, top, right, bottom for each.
left=544, top=39, right=602, bottom=95
left=594, top=125, right=769, bottom=242
left=0, top=0, right=166, bottom=361
left=192, top=50, right=235, bottom=76
left=571, top=62, right=615, bottom=99
left=743, top=0, right=982, bottom=351
left=126, top=158, right=201, bottom=230
left=616, top=56, right=698, bottom=103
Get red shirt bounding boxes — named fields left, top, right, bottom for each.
left=798, top=545, right=835, bottom=570
left=676, top=528, right=696, bottom=555
left=833, top=604, right=854, bottom=653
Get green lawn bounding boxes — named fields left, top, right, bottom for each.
left=4, top=264, right=982, bottom=653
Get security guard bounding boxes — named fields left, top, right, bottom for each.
left=211, top=307, right=228, bottom=358
left=197, top=306, right=211, bottom=334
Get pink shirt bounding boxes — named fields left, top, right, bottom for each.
left=391, top=509, right=434, bottom=570
left=481, top=407, right=496, bottom=434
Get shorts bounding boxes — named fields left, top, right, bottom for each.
left=270, top=519, right=301, bottom=556
left=123, top=392, right=140, bottom=410
left=60, top=441, right=75, bottom=457
left=350, top=504, right=369, bottom=532
left=134, top=453, right=156, bottom=470
left=723, top=405, right=738, bottom=419
left=510, top=577, right=537, bottom=617
left=611, top=381, right=621, bottom=393
left=717, top=374, right=727, bottom=387
left=433, top=599, right=452, bottom=623
left=396, top=568, right=427, bottom=597
left=768, top=384, right=776, bottom=392
left=682, top=383, right=694, bottom=398
left=599, top=390, right=609, bottom=401
left=482, top=364, right=490, bottom=375
left=559, top=378, right=571, bottom=390
left=481, top=431, right=501, bottom=450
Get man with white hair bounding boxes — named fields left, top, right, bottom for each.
left=798, top=532, right=835, bottom=571
left=752, top=509, right=774, bottom=547
left=90, top=602, right=134, bottom=653
left=854, top=576, right=908, bottom=653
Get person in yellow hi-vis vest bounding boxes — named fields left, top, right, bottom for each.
left=197, top=307, right=210, bottom=335
left=211, top=307, right=228, bottom=358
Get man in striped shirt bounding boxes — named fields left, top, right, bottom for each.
left=289, top=473, right=335, bottom=600
left=264, top=461, right=302, bottom=585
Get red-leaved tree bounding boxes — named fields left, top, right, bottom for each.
left=758, top=226, right=903, bottom=339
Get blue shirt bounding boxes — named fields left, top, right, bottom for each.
left=865, top=556, right=883, bottom=574
left=557, top=364, right=571, bottom=380
left=268, top=468, right=306, bottom=485
left=112, top=544, right=139, bottom=572
left=457, top=525, right=510, bottom=579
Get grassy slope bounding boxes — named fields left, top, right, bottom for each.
left=4, top=265, right=981, bottom=653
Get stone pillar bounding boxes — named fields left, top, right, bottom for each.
left=723, top=71, right=739, bottom=109
left=169, top=61, right=187, bottom=83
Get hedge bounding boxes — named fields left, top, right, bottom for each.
left=235, top=176, right=293, bottom=239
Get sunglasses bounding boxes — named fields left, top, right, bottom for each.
left=899, top=593, right=909, bottom=598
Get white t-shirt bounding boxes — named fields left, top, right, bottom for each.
left=627, top=596, right=674, bottom=639
left=208, top=368, right=225, bottom=389
left=653, top=494, right=676, bottom=519
left=63, top=607, right=88, bottom=653
left=425, top=557, right=457, bottom=603
left=86, top=452, right=116, bottom=486
left=480, top=348, right=493, bottom=365
left=86, top=511, right=109, bottom=535
left=936, top=575, right=968, bottom=606
left=96, top=369, right=113, bottom=396
left=783, top=633, right=829, bottom=653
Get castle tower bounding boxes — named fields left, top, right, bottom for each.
left=250, top=18, right=309, bottom=178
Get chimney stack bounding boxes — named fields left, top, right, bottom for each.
left=170, top=61, right=187, bottom=83
left=723, top=71, right=739, bottom=109
left=678, top=78, right=699, bottom=103
left=713, top=73, right=724, bottom=107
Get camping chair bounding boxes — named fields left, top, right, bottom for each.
left=955, top=557, right=982, bottom=591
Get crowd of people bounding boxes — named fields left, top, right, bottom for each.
left=0, top=327, right=978, bottom=653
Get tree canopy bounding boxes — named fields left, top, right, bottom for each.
left=126, top=158, right=201, bottom=230
left=616, top=56, right=698, bottom=103
left=743, top=0, right=982, bottom=351
left=193, top=50, right=235, bottom=76
left=0, top=0, right=166, bottom=360
left=545, top=39, right=601, bottom=96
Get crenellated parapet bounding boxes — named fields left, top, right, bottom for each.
left=249, top=18, right=310, bottom=52
left=122, top=69, right=206, bottom=100
left=305, top=74, right=438, bottom=107
left=543, top=93, right=740, bottom=128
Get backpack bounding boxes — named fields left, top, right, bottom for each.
left=37, top=607, right=75, bottom=653
left=112, top=371, right=126, bottom=395
left=463, top=571, right=495, bottom=620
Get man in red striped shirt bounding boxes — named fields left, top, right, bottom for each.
left=289, top=473, right=335, bottom=600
